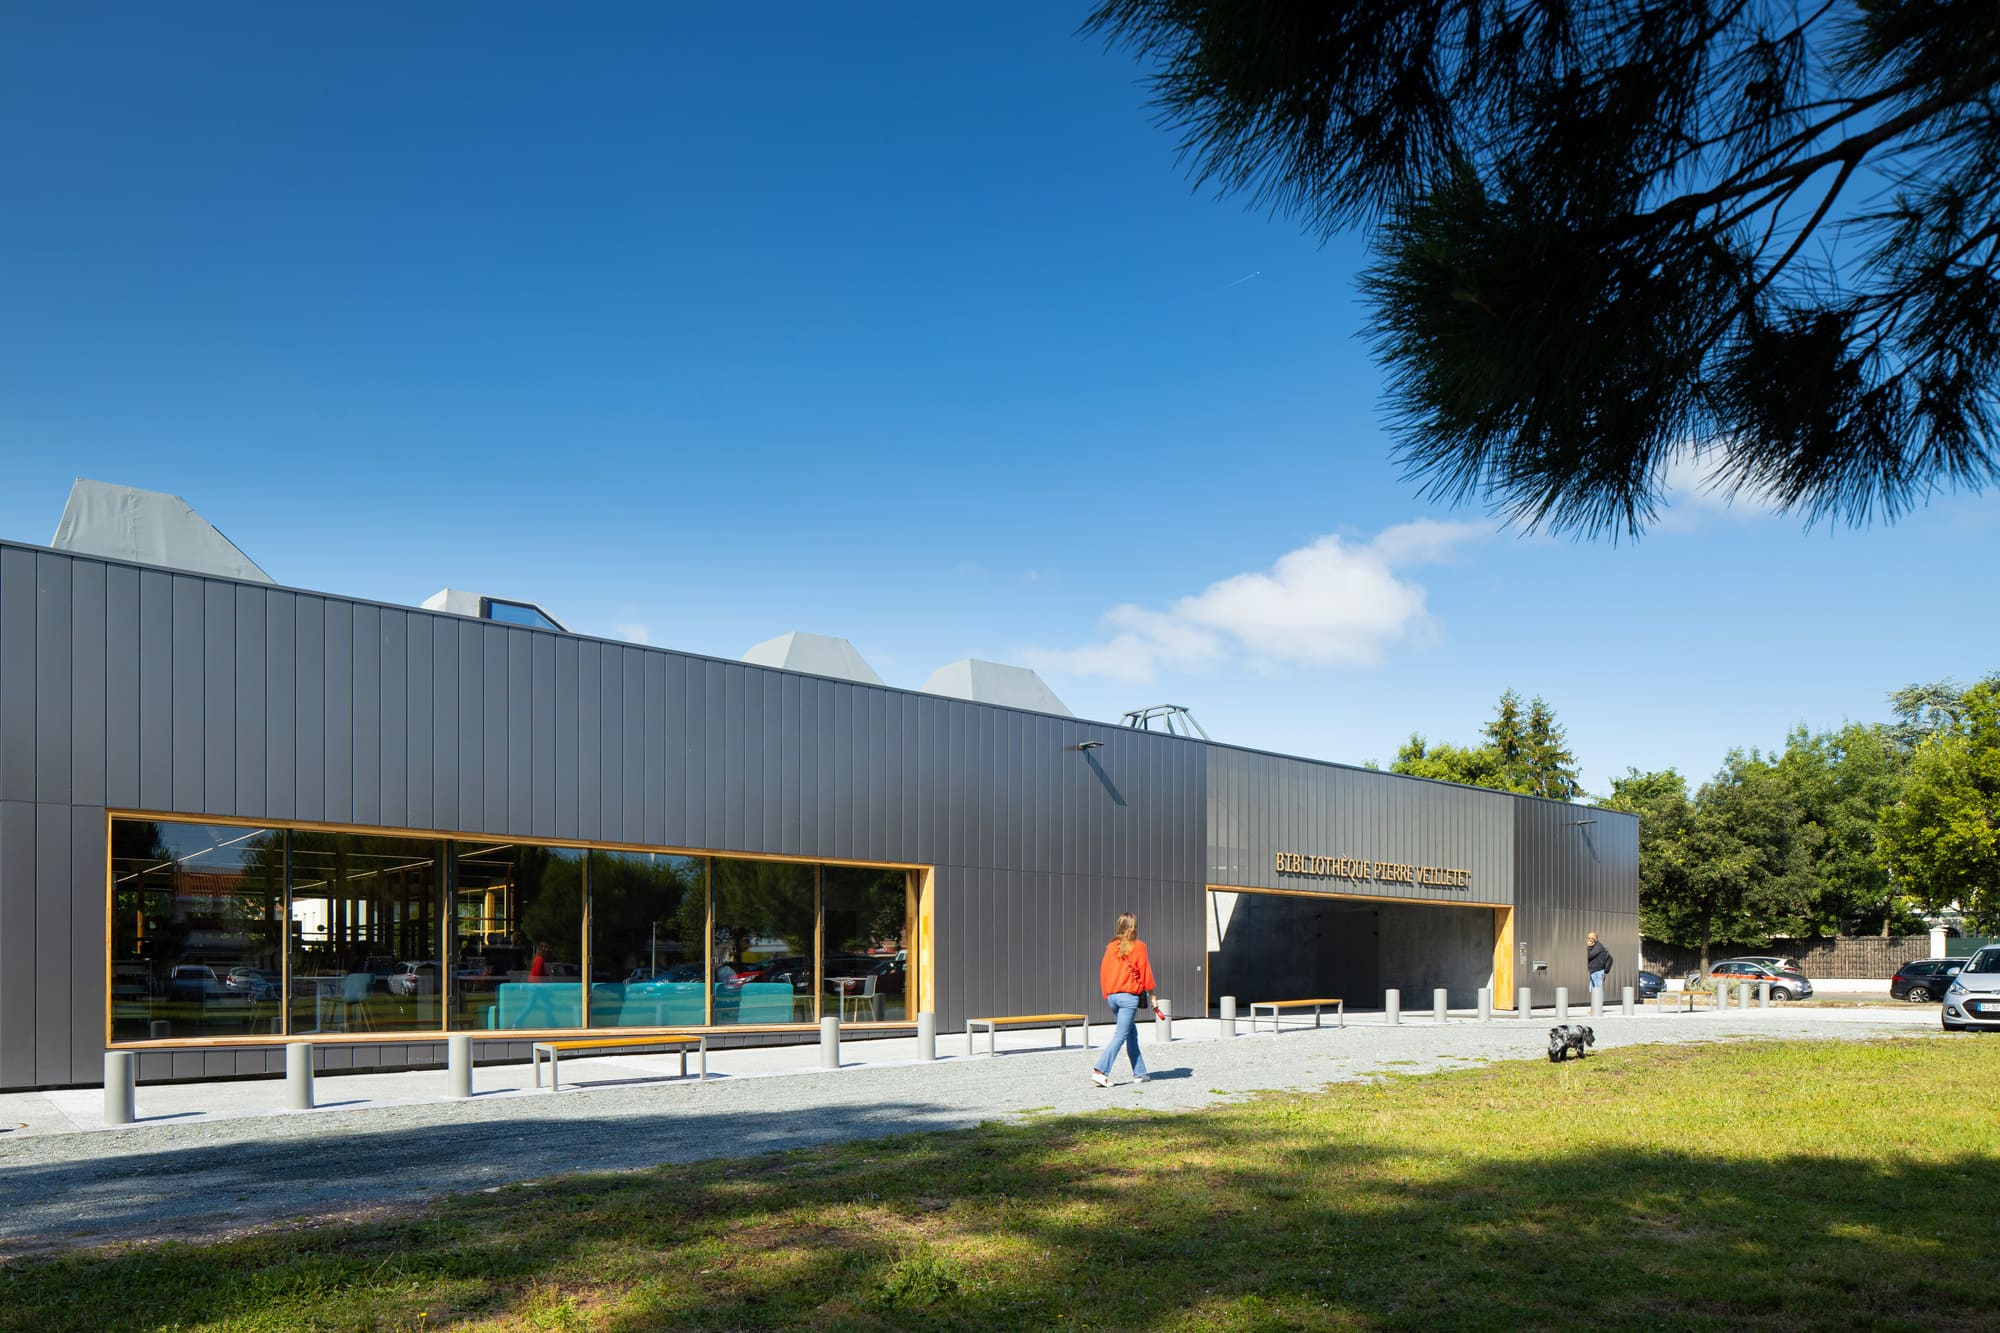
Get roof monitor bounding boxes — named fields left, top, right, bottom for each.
left=421, top=588, right=568, bottom=633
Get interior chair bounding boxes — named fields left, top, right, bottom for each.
left=336, top=970, right=375, bottom=1031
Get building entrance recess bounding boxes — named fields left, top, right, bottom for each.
left=1207, top=889, right=1498, bottom=1012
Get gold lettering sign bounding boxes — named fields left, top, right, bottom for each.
left=1274, top=851, right=1471, bottom=890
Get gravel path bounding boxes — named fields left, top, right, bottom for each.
left=0, top=1009, right=1936, bottom=1259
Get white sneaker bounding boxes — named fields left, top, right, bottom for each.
left=1134, top=1074, right=1150, bottom=1083
left=1090, top=1069, right=1111, bottom=1088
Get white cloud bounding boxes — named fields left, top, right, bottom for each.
left=612, top=622, right=651, bottom=645
left=1654, top=446, right=1784, bottom=530
left=1027, top=519, right=1491, bottom=685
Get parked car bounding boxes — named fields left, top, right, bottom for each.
left=865, top=955, right=907, bottom=996
left=1695, top=958, right=1814, bottom=1000
left=224, top=967, right=280, bottom=1001
left=1890, top=958, right=1964, bottom=1003
left=1942, top=946, right=2000, bottom=1032
left=625, top=963, right=702, bottom=984
left=1635, top=970, right=1665, bottom=1000
left=387, top=961, right=441, bottom=997
left=165, top=964, right=239, bottom=1004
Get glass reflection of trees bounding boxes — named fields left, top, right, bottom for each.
left=109, top=820, right=285, bottom=1041
left=287, top=832, right=445, bottom=1035
left=108, top=817, right=916, bottom=1040
left=588, top=852, right=707, bottom=1028
left=823, top=866, right=912, bottom=1021
left=711, top=858, right=816, bottom=1025
left=450, top=844, right=585, bottom=1031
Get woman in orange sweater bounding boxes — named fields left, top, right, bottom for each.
left=1091, top=912, right=1155, bottom=1087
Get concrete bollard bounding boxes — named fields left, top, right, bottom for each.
left=1738, top=982, right=1752, bottom=1010
left=448, top=1033, right=473, bottom=1100
left=1759, top=981, right=1770, bottom=1010
left=103, top=1051, right=136, bottom=1126
left=917, top=1010, right=937, bottom=1061
left=1555, top=986, right=1569, bottom=1021
left=1477, top=987, right=1491, bottom=1022
left=1590, top=988, right=1603, bottom=1019
left=286, top=1042, right=314, bottom=1111
left=820, top=1016, right=841, bottom=1069
left=1384, top=988, right=1401, bottom=1026
left=1622, top=985, right=1635, bottom=1017
left=1157, top=997, right=1172, bottom=1042
left=1220, top=995, right=1237, bottom=1038
left=1434, top=988, right=1449, bottom=1024
left=1518, top=986, right=1533, bottom=1019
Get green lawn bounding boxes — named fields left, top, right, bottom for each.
left=7, top=1038, right=1998, bottom=1331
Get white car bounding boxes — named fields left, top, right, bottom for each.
left=1942, top=945, right=2000, bottom=1032
left=387, top=961, right=441, bottom=997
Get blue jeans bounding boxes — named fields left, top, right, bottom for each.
left=1589, top=969, right=1608, bottom=993
left=1093, top=993, right=1149, bottom=1078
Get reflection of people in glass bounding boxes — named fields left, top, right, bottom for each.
left=529, top=943, right=550, bottom=981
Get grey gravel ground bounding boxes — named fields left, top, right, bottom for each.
left=0, top=1007, right=1938, bottom=1259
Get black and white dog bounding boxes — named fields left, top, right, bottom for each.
left=1547, top=1024, right=1596, bottom=1062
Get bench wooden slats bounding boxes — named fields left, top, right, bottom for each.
left=1249, top=998, right=1345, bottom=1034
left=966, top=1012, right=1090, bottom=1057
left=533, top=1032, right=707, bottom=1090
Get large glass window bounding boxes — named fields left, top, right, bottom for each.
left=450, top=843, right=586, bottom=1030
left=288, top=832, right=445, bottom=1035
left=822, top=866, right=913, bottom=1022
left=588, top=851, right=708, bottom=1027
left=108, top=816, right=925, bottom=1041
left=711, top=858, right=815, bottom=1025
left=110, top=819, right=286, bottom=1042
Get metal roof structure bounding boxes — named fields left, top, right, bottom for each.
left=740, top=632, right=885, bottom=685
left=921, top=659, right=1073, bottom=716
left=51, top=479, right=272, bottom=583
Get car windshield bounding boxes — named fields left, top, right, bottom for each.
left=1965, top=948, right=2000, bottom=975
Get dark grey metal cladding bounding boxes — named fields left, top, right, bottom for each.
left=1205, top=745, right=1516, bottom=904
left=1511, top=795, right=1640, bottom=1005
left=0, top=539, right=1207, bottom=1087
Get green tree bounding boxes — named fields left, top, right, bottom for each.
left=1522, top=696, right=1583, bottom=801
left=1481, top=689, right=1529, bottom=787
left=1879, top=680, right=2000, bottom=930
left=1887, top=672, right=2000, bottom=748
left=1601, top=768, right=1694, bottom=948
left=1088, top=2, right=2000, bottom=536
left=1389, top=734, right=1505, bottom=789
left=1684, top=753, right=1820, bottom=968
left=1616, top=754, right=1817, bottom=970
left=1393, top=690, right=1581, bottom=798
left=1771, top=722, right=1913, bottom=936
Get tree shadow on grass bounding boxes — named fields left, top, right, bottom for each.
left=5, top=1050, right=1999, bottom=1331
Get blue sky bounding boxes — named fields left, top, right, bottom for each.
left=3, top=4, right=1995, bottom=794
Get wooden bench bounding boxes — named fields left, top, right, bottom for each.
left=1249, top=998, right=1345, bottom=1034
left=531, top=1033, right=707, bottom=1091
left=966, top=1013, right=1089, bottom=1057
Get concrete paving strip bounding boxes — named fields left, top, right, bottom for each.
left=0, top=1005, right=1946, bottom=1260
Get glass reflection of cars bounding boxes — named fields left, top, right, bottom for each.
left=225, top=967, right=280, bottom=1001
left=626, top=963, right=702, bottom=985
left=387, top=961, right=441, bottom=997
left=866, top=956, right=906, bottom=995
left=166, top=964, right=239, bottom=1004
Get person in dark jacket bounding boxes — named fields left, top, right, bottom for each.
left=1586, top=933, right=1613, bottom=994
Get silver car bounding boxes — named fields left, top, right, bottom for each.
left=1942, top=946, right=2000, bottom=1032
